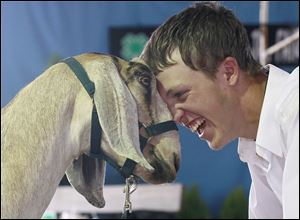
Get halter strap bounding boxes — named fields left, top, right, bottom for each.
left=62, top=57, right=137, bottom=178
left=138, top=121, right=178, bottom=152
left=62, top=57, right=95, bottom=98
left=144, top=120, right=178, bottom=136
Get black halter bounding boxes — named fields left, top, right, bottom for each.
left=62, top=57, right=178, bottom=178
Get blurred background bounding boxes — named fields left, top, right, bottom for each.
left=1, top=1, right=299, bottom=219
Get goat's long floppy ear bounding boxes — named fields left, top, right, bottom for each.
left=65, top=155, right=106, bottom=208
left=93, top=61, right=154, bottom=171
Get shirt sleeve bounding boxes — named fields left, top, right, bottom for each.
left=277, top=67, right=299, bottom=219
left=282, top=116, right=299, bottom=218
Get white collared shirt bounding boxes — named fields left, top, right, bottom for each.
left=238, top=65, right=299, bottom=219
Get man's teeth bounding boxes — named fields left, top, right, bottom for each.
left=191, top=119, right=205, bottom=133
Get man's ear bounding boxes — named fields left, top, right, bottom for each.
left=220, top=57, right=239, bottom=86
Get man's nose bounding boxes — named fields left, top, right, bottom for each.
left=167, top=102, right=187, bottom=125
left=171, top=103, right=191, bottom=126
left=173, top=108, right=185, bottom=124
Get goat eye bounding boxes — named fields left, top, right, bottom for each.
left=138, top=75, right=151, bottom=87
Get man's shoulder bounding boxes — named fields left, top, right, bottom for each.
left=255, top=65, right=298, bottom=157
left=274, top=66, right=299, bottom=127
left=291, top=66, right=299, bottom=75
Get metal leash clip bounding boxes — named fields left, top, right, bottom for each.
left=123, top=175, right=137, bottom=216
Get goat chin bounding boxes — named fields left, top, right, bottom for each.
left=133, top=160, right=177, bottom=184
left=133, top=133, right=180, bottom=184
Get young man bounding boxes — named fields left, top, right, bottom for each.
left=140, top=2, right=299, bottom=219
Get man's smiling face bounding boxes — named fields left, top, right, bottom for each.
left=156, top=50, right=240, bottom=150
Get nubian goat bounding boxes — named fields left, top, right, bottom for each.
left=1, top=53, right=181, bottom=218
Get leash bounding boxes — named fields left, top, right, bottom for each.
left=121, top=175, right=137, bottom=219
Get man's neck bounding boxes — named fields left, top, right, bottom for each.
left=239, top=73, right=268, bottom=139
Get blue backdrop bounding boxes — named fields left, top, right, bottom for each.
left=1, top=1, right=299, bottom=216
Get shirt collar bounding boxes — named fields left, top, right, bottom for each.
left=238, top=138, right=256, bottom=163
left=255, top=64, right=289, bottom=158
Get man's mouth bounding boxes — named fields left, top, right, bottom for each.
left=188, top=118, right=206, bottom=137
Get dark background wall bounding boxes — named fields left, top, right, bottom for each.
left=1, top=1, right=299, bottom=216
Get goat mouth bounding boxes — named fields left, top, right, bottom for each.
left=141, top=149, right=176, bottom=183
left=149, top=163, right=176, bottom=183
